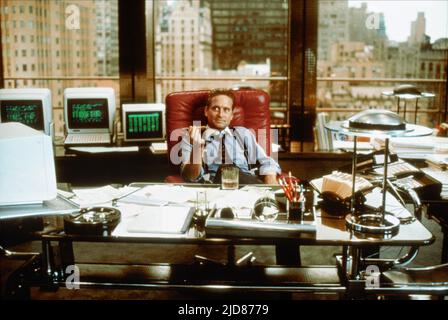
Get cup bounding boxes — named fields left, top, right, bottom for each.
left=221, top=165, right=239, bottom=190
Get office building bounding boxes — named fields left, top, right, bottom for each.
left=318, top=0, right=350, bottom=62
left=155, top=0, right=213, bottom=99
left=209, top=0, right=288, bottom=108
left=0, top=0, right=118, bottom=137
left=409, top=11, right=426, bottom=44
left=95, top=0, right=119, bottom=77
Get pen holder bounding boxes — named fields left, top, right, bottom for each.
left=287, top=197, right=305, bottom=221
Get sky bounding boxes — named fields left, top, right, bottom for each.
left=348, top=0, right=448, bottom=42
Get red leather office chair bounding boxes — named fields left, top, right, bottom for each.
left=165, top=88, right=272, bottom=183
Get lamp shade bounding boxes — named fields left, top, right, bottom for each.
left=325, top=109, right=433, bottom=138
left=348, top=109, right=406, bottom=131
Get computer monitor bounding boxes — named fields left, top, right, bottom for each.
left=64, top=87, right=116, bottom=135
left=122, top=103, right=166, bottom=143
left=0, top=122, right=57, bottom=205
left=0, top=88, right=53, bottom=136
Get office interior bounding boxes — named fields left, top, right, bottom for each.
left=0, top=0, right=448, bottom=300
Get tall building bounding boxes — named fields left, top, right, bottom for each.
left=96, top=0, right=119, bottom=76
left=0, top=0, right=117, bottom=137
left=209, top=0, right=288, bottom=107
left=349, top=3, right=386, bottom=45
left=408, top=12, right=426, bottom=44
left=318, top=0, right=350, bottom=62
left=155, top=0, right=213, bottom=100
left=209, top=1, right=287, bottom=72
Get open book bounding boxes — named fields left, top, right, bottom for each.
left=310, top=171, right=373, bottom=201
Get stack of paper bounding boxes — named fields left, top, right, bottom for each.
left=422, top=167, right=448, bottom=199
left=364, top=187, right=412, bottom=220
left=321, top=171, right=372, bottom=200
left=425, top=154, right=448, bottom=170
left=372, top=136, right=448, bottom=159
left=71, top=185, right=138, bottom=207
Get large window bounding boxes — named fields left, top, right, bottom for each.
left=152, top=0, right=289, bottom=125
left=0, top=0, right=119, bottom=139
left=2, top=0, right=447, bottom=150
left=317, top=0, right=448, bottom=128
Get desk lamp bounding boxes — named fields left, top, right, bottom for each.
left=382, top=85, right=435, bottom=124
left=325, top=109, right=432, bottom=235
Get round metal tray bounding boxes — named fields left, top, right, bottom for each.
left=345, top=213, right=400, bottom=235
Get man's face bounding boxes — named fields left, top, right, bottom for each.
left=204, top=94, right=234, bottom=130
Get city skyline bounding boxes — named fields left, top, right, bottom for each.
left=348, top=0, right=448, bottom=43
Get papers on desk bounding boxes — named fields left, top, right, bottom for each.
left=127, top=205, right=194, bottom=234
left=372, top=136, right=448, bottom=159
left=111, top=203, right=193, bottom=238
left=70, top=185, right=138, bottom=207
left=425, top=154, right=448, bottom=170
left=364, top=187, right=413, bottom=220
left=212, top=186, right=270, bottom=208
left=63, top=183, right=283, bottom=237
left=118, top=185, right=198, bottom=205
left=421, top=167, right=448, bottom=199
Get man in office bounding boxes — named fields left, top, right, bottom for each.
left=181, top=89, right=281, bottom=184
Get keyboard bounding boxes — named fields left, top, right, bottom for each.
left=150, top=142, right=168, bottom=154
left=64, top=133, right=111, bottom=145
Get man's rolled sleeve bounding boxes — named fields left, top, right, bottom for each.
left=258, top=156, right=281, bottom=176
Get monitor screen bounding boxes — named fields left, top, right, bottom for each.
left=67, top=98, right=109, bottom=129
left=0, top=100, right=44, bottom=131
left=125, top=110, right=163, bottom=140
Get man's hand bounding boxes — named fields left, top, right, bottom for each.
left=182, top=125, right=205, bottom=181
left=188, top=125, right=205, bottom=147
left=263, top=173, right=278, bottom=185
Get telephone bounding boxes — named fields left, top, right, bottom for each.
left=391, top=173, right=442, bottom=201
left=325, top=150, right=443, bottom=203
left=373, top=160, right=421, bottom=178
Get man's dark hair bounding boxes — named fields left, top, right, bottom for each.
left=206, top=89, right=236, bottom=109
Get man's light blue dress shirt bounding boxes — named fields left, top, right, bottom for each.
left=180, top=126, right=281, bottom=182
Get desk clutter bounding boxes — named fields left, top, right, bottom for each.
left=57, top=184, right=316, bottom=238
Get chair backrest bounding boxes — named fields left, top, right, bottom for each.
left=165, top=88, right=272, bottom=171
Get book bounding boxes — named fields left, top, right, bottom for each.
left=310, top=171, right=373, bottom=201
